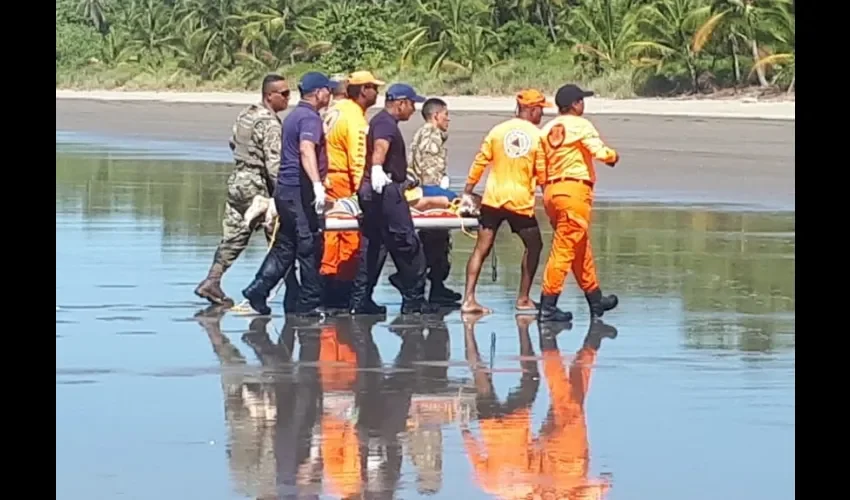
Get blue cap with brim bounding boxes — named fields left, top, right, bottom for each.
left=385, top=83, right=426, bottom=103
left=299, top=72, right=338, bottom=93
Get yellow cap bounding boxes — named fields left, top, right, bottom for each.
left=348, top=70, right=386, bottom=86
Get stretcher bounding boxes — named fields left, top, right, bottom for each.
left=323, top=211, right=479, bottom=231
left=244, top=193, right=482, bottom=233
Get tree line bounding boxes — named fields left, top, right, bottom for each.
left=56, top=0, right=795, bottom=97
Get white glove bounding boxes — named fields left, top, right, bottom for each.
left=312, top=182, right=326, bottom=213
left=439, top=175, right=450, bottom=190
left=371, top=165, right=392, bottom=193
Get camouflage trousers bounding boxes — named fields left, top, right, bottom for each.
left=213, top=169, right=273, bottom=271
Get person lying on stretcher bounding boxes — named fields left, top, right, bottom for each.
left=403, top=175, right=459, bottom=212
left=242, top=178, right=478, bottom=228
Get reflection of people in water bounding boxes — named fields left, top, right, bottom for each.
left=194, top=305, right=291, bottom=499
left=460, top=314, right=541, bottom=498
left=462, top=317, right=618, bottom=499
left=318, top=315, right=383, bottom=499
left=398, top=310, right=452, bottom=495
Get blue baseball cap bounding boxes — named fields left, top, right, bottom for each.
left=299, top=72, right=338, bottom=93
left=385, top=83, right=426, bottom=103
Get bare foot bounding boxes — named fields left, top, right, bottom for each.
left=515, top=298, right=538, bottom=311
left=461, top=299, right=492, bottom=314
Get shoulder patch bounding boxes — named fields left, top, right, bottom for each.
left=547, top=124, right=565, bottom=149
left=323, top=108, right=341, bottom=134
left=503, top=128, right=533, bottom=159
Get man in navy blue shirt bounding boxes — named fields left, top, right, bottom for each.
left=349, top=83, right=438, bottom=315
left=242, top=72, right=337, bottom=317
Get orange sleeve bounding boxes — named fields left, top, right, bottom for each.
left=345, top=115, right=368, bottom=192
left=466, top=130, right=494, bottom=186
left=579, top=121, right=618, bottom=163
left=533, top=136, right=547, bottom=186
left=461, top=429, right=487, bottom=472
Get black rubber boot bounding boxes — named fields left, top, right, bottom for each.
left=242, top=280, right=272, bottom=315
left=429, top=283, right=462, bottom=305
left=537, top=294, right=573, bottom=323
left=583, top=319, right=618, bottom=350
left=585, top=288, right=619, bottom=318
left=401, top=299, right=440, bottom=315
left=349, top=297, right=388, bottom=315
left=241, top=255, right=286, bottom=316
left=539, top=322, right=571, bottom=351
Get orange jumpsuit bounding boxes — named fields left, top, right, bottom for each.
left=538, top=115, right=618, bottom=296
left=466, top=117, right=546, bottom=219
left=321, top=98, right=369, bottom=280
left=317, top=321, right=362, bottom=497
left=530, top=348, right=610, bottom=499
left=462, top=347, right=610, bottom=499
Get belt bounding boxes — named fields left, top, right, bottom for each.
left=544, top=177, right=594, bottom=188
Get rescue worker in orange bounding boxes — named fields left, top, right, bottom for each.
left=320, top=71, right=386, bottom=313
left=317, top=316, right=382, bottom=499
left=538, top=84, right=620, bottom=323
left=530, top=320, right=618, bottom=500
left=459, top=313, right=541, bottom=498
left=461, top=89, right=551, bottom=315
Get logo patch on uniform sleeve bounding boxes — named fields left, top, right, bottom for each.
left=547, top=124, right=565, bottom=149
left=503, top=129, right=532, bottom=158
left=323, top=109, right=340, bottom=133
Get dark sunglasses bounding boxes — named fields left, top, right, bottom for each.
left=274, top=89, right=291, bottom=98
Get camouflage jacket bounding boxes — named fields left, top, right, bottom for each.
left=229, top=103, right=282, bottom=195
left=408, top=123, right=448, bottom=186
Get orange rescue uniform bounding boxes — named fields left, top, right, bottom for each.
left=538, top=115, right=618, bottom=296
left=462, top=348, right=610, bottom=499
left=466, top=117, right=546, bottom=218
left=318, top=322, right=362, bottom=497
left=321, top=98, right=369, bottom=280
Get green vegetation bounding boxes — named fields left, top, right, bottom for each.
left=56, top=0, right=795, bottom=98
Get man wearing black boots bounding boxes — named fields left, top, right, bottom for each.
left=242, top=72, right=338, bottom=317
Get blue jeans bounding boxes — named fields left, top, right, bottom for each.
left=421, top=185, right=458, bottom=201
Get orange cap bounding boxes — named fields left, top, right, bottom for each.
left=348, top=70, right=386, bottom=86
left=516, top=89, right=554, bottom=108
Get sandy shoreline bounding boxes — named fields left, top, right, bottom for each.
left=56, top=89, right=795, bottom=121
left=56, top=96, right=795, bottom=211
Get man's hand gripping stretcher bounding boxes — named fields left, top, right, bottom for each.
left=243, top=184, right=482, bottom=229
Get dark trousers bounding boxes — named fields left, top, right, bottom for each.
left=251, top=188, right=324, bottom=312
left=419, top=229, right=451, bottom=287
left=350, top=182, right=427, bottom=307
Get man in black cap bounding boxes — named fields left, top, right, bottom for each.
left=537, top=83, right=620, bottom=323
left=349, top=83, right=438, bottom=315
left=242, top=72, right=338, bottom=318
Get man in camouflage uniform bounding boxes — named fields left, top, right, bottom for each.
left=194, top=74, right=292, bottom=305
left=408, top=98, right=462, bottom=305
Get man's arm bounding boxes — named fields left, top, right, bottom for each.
left=298, top=116, right=323, bottom=184
left=371, top=139, right=390, bottom=167
left=345, top=118, right=368, bottom=192
left=258, top=120, right=282, bottom=190
left=532, top=136, right=547, bottom=188
left=579, top=121, right=618, bottom=166
left=464, top=132, right=493, bottom=194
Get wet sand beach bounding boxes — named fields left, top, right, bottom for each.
left=56, top=99, right=795, bottom=210
left=56, top=98, right=795, bottom=500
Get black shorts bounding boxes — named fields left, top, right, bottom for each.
left=479, top=205, right=539, bottom=234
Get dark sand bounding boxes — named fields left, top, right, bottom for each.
left=56, top=99, right=795, bottom=210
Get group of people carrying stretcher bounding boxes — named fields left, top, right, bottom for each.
left=194, top=70, right=620, bottom=323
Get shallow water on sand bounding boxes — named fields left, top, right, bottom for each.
left=56, top=140, right=795, bottom=500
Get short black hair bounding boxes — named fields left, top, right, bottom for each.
left=421, top=98, right=447, bottom=120
left=261, top=74, right=285, bottom=94
left=346, top=84, right=362, bottom=100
